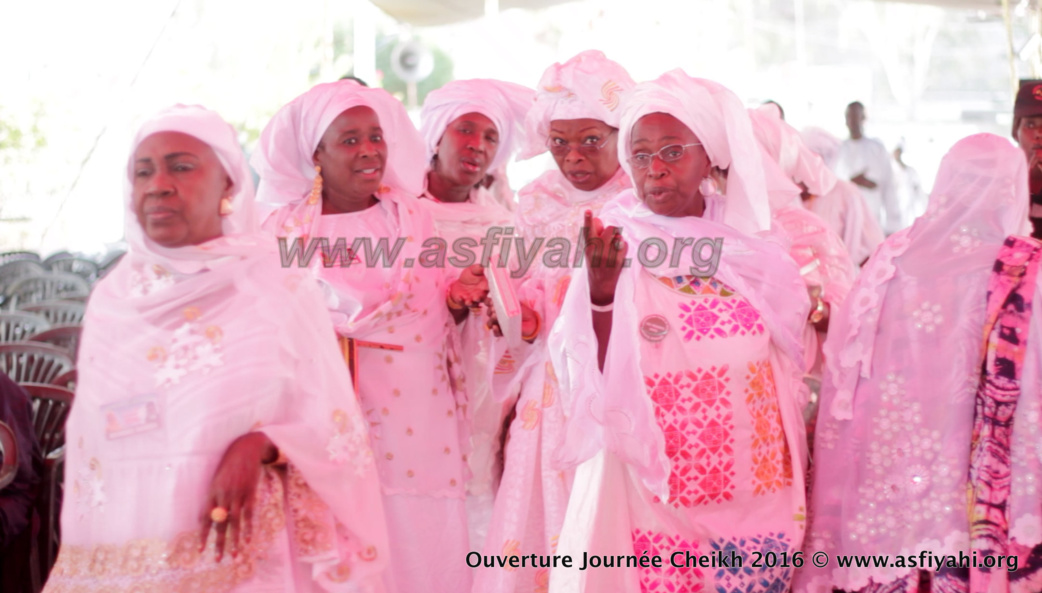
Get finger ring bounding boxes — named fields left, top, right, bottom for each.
left=210, top=506, right=229, bottom=523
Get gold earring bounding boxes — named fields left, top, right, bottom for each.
left=307, top=166, right=322, bottom=205
left=219, top=198, right=234, bottom=216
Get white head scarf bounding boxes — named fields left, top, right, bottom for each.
left=800, top=134, right=1033, bottom=591
left=519, top=50, right=636, bottom=160
left=420, top=78, right=535, bottom=172
left=251, top=80, right=426, bottom=211
left=618, top=69, right=771, bottom=236
left=125, top=104, right=263, bottom=271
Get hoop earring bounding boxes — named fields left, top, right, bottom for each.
left=219, top=198, right=234, bottom=216
left=307, top=166, right=322, bottom=205
left=699, top=176, right=718, bottom=197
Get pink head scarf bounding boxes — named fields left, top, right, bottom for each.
left=618, top=69, right=771, bottom=236
left=419, top=78, right=535, bottom=172
left=251, top=80, right=426, bottom=211
left=519, top=50, right=636, bottom=160
left=748, top=105, right=837, bottom=197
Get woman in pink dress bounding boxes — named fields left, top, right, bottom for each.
left=252, top=80, right=484, bottom=593
left=44, top=105, right=387, bottom=593
left=796, top=135, right=1042, bottom=593
left=416, top=79, right=536, bottom=552
left=473, top=50, right=637, bottom=593
left=547, top=70, right=811, bottom=593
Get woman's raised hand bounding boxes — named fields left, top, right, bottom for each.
left=584, top=210, right=628, bottom=306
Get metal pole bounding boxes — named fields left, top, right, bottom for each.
left=1036, top=1, right=1042, bottom=77
left=1002, top=0, right=1018, bottom=99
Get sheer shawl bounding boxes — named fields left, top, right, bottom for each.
left=798, top=134, right=1035, bottom=591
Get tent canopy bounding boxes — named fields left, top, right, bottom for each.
left=370, top=0, right=575, bottom=27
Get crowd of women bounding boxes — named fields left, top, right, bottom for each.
left=36, top=49, right=1042, bottom=593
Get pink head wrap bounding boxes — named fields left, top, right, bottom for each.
left=419, top=78, right=535, bottom=172
left=748, top=106, right=837, bottom=197
left=618, top=69, right=771, bottom=235
left=519, top=50, right=636, bottom=160
left=251, top=80, right=426, bottom=209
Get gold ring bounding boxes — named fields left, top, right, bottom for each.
left=210, top=506, right=229, bottom=524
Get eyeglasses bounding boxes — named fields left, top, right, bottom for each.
left=628, top=143, right=703, bottom=169
left=546, top=131, right=616, bottom=157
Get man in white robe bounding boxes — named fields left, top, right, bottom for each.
left=832, top=101, right=902, bottom=235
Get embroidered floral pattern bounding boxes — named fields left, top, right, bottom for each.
left=709, top=532, right=793, bottom=593
left=46, top=470, right=286, bottom=593
left=911, top=302, right=944, bottom=333
left=521, top=399, right=542, bottom=430
left=631, top=529, right=705, bottom=592
left=950, top=225, right=982, bottom=254
left=646, top=367, right=735, bottom=507
left=286, top=464, right=336, bottom=557
left=73, top=457, right=106, bottom=519
left=327, top=409, right=375, bottom=476
left=150, top=308, right=224, bottom=388
left=816, top=417, right=840, bottom=451
left=847, top=370, right=960, bottom=543
left=744, top=361, right=793, bottom=495
left=128, top=264, right=175, bottom=298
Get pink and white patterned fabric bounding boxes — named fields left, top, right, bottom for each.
left=796, top=134, right=1038, bottom=593
left=545, top=188, right=810, bottom=592
left=624, top=273, right=799, bottom=593
left=46, top=105, right=388, bottom=593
